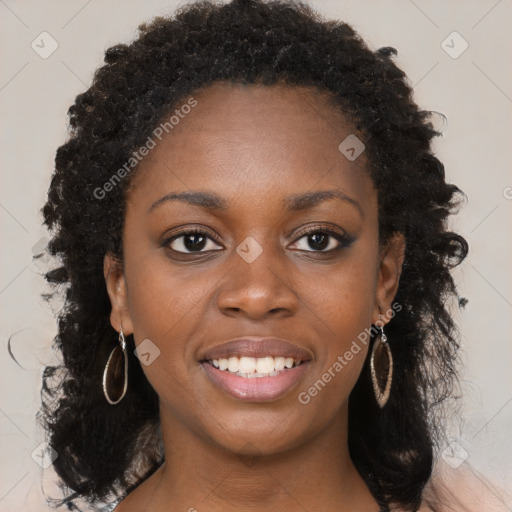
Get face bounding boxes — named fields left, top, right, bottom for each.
left=104, top=82, right=404, bottom=456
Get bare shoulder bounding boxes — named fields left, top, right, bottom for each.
left=420, top=459, right=511, bottom=512
left=112, top=495, right=129, bottom=512
left=112, top=485, right=149, bottom=512
left=113, top=473, right=160, bottom=511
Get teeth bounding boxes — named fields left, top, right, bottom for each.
left=227, top=357, right=239, bottom=373
left=239, top=356, right=256, bottom=374
left=209, top=355, right=302, bottom=375
left=245, top=370, right=280, bottom=378
left=256, top=356, right=274, bottom=373
left=274, top=357, right=285, bottom=371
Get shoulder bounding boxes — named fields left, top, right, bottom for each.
left=110, top=497, right=126, bottom=512
left=420, top=458, right=510, bottom=512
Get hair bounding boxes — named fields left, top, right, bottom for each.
left=40, top=0, right=468, bottom=510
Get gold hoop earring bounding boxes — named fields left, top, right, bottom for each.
left=102, top=327, right=128, bottom=405
left=370, top=326, right=393, bottom=408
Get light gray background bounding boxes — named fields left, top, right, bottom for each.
left=1, top=0, right=511, bottom=510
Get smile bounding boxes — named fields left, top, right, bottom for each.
left=208, top=355, right=303, bottom=377
left=199, top=337, right=312, bottom=402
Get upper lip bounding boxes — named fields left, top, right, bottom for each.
left=200, top=336, right=313, bottom=362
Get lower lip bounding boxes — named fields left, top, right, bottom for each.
left=201, top=361, right=310, bottom=402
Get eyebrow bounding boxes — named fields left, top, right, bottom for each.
left=148, top=189, right=363, bottom=217
left=284, top=190, right=363, bottom=217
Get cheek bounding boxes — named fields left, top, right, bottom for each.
left=297, top=243, right=379, bottom=400
left=122, top=257, right=209, bottom=416
left=308, top=245, right=379, bottom=341
left=122, top=225, right=204, bottom=340
left=121, top=244, right=208, bottom=390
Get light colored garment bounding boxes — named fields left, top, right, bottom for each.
left=101, top=495, right=125, bottom=511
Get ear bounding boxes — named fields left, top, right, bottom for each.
left=104, top=252, right=133, bottom=334
left=372, top=233, right=405, bottom=323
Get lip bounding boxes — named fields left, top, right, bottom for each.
left=200, top=336, right=313, bottom=362
left=201, top=360, right=311, bottom=402
left=199, top=337, right=313, bottom=402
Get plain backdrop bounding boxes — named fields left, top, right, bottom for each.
left=0, top=0, right=511, bottom=510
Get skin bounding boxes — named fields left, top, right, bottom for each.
left=104, top=82, right=405, bottom=511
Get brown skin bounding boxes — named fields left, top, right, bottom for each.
left=104, top=83, right=405, bottom=511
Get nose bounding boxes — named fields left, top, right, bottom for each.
left=215, top=243, right=299, bottom=320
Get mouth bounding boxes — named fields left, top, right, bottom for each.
left=199, top=337, right=312, bottom=402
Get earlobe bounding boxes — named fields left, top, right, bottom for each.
left=103, top=252, right=133, bottom=334
left=373, top=233, right=405, bottom=322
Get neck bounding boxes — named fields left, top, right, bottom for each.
left=148, top=403, right=379, bottom=512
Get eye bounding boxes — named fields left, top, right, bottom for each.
left=163, top=225, right=353, bottom=255
left=290, top=226, right=354, bottom=253
left=163, top=227, right=223, bottom=254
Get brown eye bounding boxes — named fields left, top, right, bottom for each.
left=164, top=228, right=223, bottom=254
left=291, top=227, right=354, bottom=253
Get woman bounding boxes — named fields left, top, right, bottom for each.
left=40, top=0, right=469, bottom=510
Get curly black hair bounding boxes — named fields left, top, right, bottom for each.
left=40, top=0, right=468, bottom=510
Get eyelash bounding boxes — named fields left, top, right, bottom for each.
left=162, top=225, right=353, bottom=255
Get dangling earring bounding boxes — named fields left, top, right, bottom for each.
left=370, top=326, right=393, bottom=408
left=102, top=327, right=128, bottom=405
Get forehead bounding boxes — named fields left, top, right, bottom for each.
left=127, top=82, right=375, bottom=213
